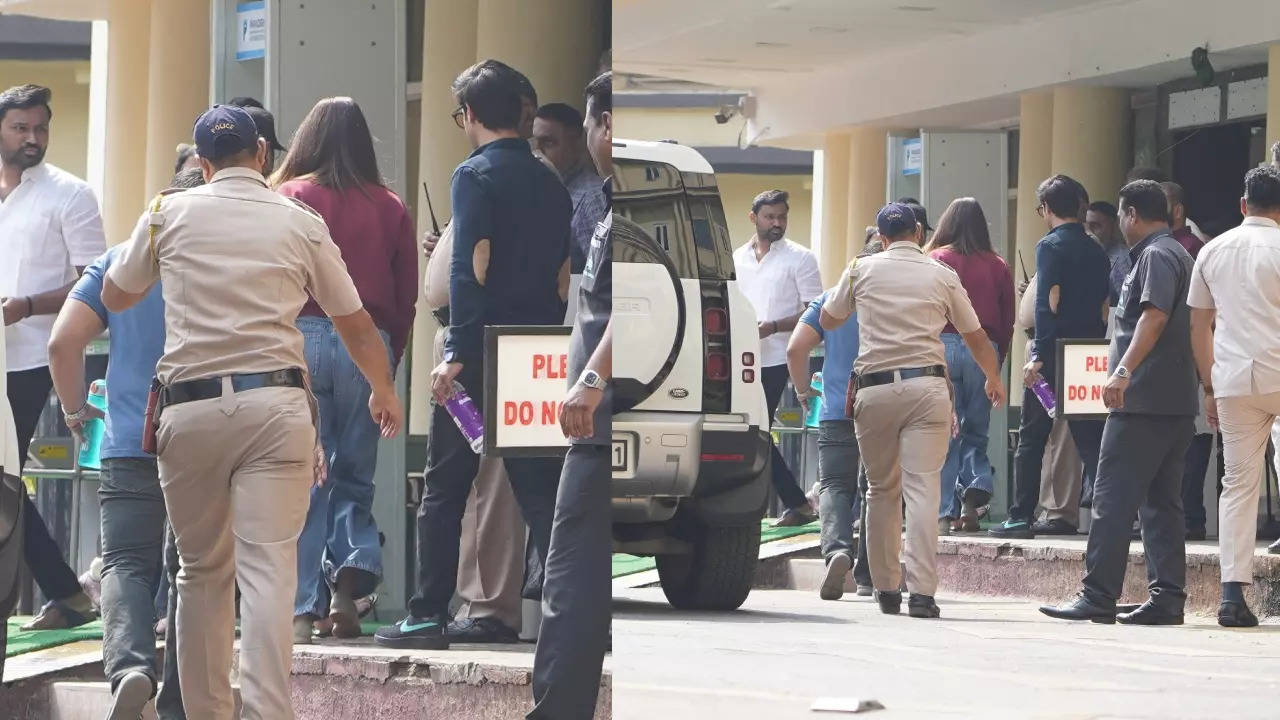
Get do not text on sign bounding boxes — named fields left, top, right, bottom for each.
left=1055, top=339, right=1111, bottom=418
left=484, top=327, right=573, bottom=456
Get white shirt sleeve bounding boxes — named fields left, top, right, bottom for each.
left=61, top=185, right=107, bottom=267
left=1187, top=250, right=1215, bottom=310
left=794, top=249, right=824, bottom=307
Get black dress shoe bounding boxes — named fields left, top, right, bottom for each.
left=1116, top=600, right=1183, bottom=626
left=876, top=590, right=902, bottom=615
left=1268, top=538, right=1280, bottom=555
left=445, top=616, right=519, bottom=643
left=908, top=593, right=940, bottom=619
left=1218, top=600, right=1259, bottom=628
left=1030, top=518, right=1078, bottom=536
left=1038, top=593, right=1116, bottom=624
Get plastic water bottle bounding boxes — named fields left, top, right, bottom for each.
left=77, top=379, right=107, bottom=470
left=804, top=372, right=823, bottom=428
left=1030, top=374, right=1057, bottom=419
left=444, top=382, right=486, bottom=454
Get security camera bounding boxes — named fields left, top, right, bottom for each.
left=714, top=105, right=738, bottom=125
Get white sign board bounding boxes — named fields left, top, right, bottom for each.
left=902, top=138, right=922, bottom=176
left=485, top=327, right=573, bottom=455
left=236, top=1, right=267, bottom=61
left=1057, top=340, right=1110, bottom=417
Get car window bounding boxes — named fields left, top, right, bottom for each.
left=683, top=171, right=735, bottom=281
left=613, top=158, right=698, bottom=279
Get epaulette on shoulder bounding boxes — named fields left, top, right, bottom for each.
left=157, top=187, right=187, bottom=197
left=283, top=195, right=324, bottom=223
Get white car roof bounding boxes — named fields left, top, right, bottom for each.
left=613, top=139, right=715, bottom=174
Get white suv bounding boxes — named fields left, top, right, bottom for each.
left=611, top=139, right=772, bottom=611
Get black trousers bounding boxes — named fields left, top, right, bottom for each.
left=761, top=364, right=809, bottom=510
left=1009, top=385, right=1103, bottom=524
left=529, top=444, right=611, bottom=720
left=1082, top=413, right=1193, bottom=610
left=409, top=364, right=562, bottom=619
left=1181, top=432, right=1218, bottom=533
left=156, top=522, right=185, bottom=719
left=7, top=367, right=82, bottom=603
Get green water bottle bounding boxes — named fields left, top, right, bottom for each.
left=77, top=379, right=107, bottom=470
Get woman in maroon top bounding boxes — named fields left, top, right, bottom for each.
left=270, top=97, right=417, bottom=641
left=926, top=198, right=1015, bottom=533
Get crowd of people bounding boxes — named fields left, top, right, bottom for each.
left=746, top=144, right=1280, bottom=626
left=0, top=56, right=614, bottom=720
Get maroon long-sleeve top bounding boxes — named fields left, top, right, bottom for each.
left=281, top=179, right=418, bottom=364
left=930, top=247, right=1016, bottom=360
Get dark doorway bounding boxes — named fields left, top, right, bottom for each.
left=1172, top=120, right=1266, bottom=237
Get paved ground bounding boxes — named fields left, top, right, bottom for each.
left=612, top=587, right=1280, bottom=720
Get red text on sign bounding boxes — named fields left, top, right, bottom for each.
left=532, top=354, right=569, bottom=380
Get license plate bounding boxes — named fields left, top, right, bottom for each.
left=611, top=436, right=632, bottom=475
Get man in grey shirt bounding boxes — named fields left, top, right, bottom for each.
left=1040, top=180, right=1198, bottom=626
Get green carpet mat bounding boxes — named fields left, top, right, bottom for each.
left=6, top=617, right=104, bottom=658
left=611, top=518, right=818, bottom=579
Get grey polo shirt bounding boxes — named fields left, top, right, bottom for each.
left=1110, top=230, right=1197, bottom=416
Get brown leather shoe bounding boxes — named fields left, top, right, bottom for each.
left=19, top=596, right=96, bottom=631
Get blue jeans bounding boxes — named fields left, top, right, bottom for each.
left=939, top=333, right=996, bottom=519
left=294, top=317, right=388, bottom=617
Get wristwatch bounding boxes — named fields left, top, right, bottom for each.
left=578, top=369, right=607, bottom=391
left=1114, top=365, right=1130, bottom=379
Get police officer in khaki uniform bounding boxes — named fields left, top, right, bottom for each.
left=821, top=202, right=1005, bottom=618
left=103, top=105, right=402, bottom=720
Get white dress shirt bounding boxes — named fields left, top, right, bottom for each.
left=733, top=237, right=823, bottom=367
left=0, top=163, right=106, bottom=371
left=1187, top=216, right=1280, bottom=398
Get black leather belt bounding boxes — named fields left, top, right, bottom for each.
left=162, top=368, right=307, bottom=407
left=432, top=306, right=449, bottom=326
left=854, top=364, right=946, bottom=390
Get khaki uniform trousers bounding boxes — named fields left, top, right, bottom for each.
left=1038, top=417, right=1084, bottom=524
left=157, top=384, right=315, bottom=720
left=434, top=326, right=525, bottom=630
left=853, top=375, right=952, bottom=596
left=1216, top=392, right=1280, bottom=583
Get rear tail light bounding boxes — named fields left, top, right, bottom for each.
left=742, top=352, right=755, bottom=367
left=706, top=352, right=730, bottom=381
left=704, top=308, right=728, bottom=335
left=742, top=369, right=755, bottom=383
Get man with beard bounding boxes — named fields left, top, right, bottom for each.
left=0, top=83, right=103, bottom=631
left=733, top=190, right=823, bottom=526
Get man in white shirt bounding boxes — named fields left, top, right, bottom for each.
left=733, top=190, right=822, bottom=526
left=0, top=84, right=104, bottom=630
left=1188, top=164, right=1280, bottom=628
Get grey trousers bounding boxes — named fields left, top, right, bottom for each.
left=157, top=522, right=184, bottom=719
left=816, top=420, right=871, bottom=587
left=1082, top=413, right=1193, bottom=610
left=99, top=458, right=166, bottom=693
left=529, top=444, right=610, bottom=720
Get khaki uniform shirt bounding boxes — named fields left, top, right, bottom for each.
left=108, top=167, right=363, bottom=385
left=823, top=240, right=981, bottom=375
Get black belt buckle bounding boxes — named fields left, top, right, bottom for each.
left=432, top=306, right=449, bottom=326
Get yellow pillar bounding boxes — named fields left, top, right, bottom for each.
left=1049, top=86, right=1130, bottom=208
left=845, top=127, right=886, bottom=261
left=102, top=0, right=151, bottom=245
left=476, top=0, right=604, bottom=108
left=1010, top=92, right=1054, bottom=397
left=818, top=133, right=850, bottom=286
left=408, top=0, right=480, bottom=434
left=1268, top=45, right=1280, bottom=162
left=143, top=0, right=210, bottom=198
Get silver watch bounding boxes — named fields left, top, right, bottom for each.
left=1114, top=365, right=1130, bottom=379
left=578, top=369, right=607, bottom=391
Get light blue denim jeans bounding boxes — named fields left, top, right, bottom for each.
left=294, top=317, right=390, bottom=617
left=939, top=333, right=997, bottom=519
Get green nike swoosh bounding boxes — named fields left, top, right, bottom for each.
left=400, top=619, right=440, bottom=633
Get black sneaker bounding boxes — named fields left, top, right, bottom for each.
left=374, top=614, right=449, bottom=649
left=876, top=590, right=902, bottom=615
left=988, top=519, right=1034, bottom=539
left=908, top=593, right=941, bottom=619
left=1030, top=518, right=1078, bottom=536
left=446, top=616, right=519, bottom=644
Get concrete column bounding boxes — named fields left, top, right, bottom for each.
left=1049, top=86, right=1130, bottom=208
left=1268, top=45, right=1280, bottom=161
left=102, top=0, right=151, bottom=245
left=476, top=0, right=604, bottom=108
left=1010, top=91, right=1053, bottom=393
left=845, top=126, right=886, bottom=261
left=817, top=133, right=850, bottom=286
left=143, top=0, right=210, bottom=198
left=408, top=0, right=479, bottom=434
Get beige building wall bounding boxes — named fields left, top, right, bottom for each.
left=617, top=106, right=746, bottom=147
left=0, top=59, right=91, bottom=180
left=717, top=172, right=813, bottom=250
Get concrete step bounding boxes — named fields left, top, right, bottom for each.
left=759, top=534, right=1280, bottom=617
left=46, top=681, right=241, bottom=720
